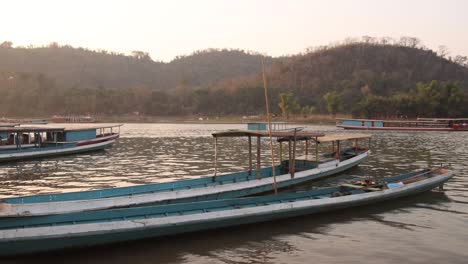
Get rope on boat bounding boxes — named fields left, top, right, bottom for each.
left=262, top=58, right=278, bottom=194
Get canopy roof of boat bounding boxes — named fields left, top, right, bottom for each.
left=63, top=124, right=123, bottom=131
left=337, top=118, right=466, bottom=123
left=212, top=129, right=324, bottom=141
left=246, top=122, right=288, bottom=124
left=416, top=118, right=468, bottom=121
left=0, top=123, right=19, bottom=127
left=0, top=126, right=65, bottom=133
left=316, top=133, right=372, bottom=143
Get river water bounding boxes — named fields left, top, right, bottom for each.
left=1, top=123, right=467, bottom=263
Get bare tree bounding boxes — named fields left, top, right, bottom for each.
left=0, top=41, right=13, bottom=48
left=407, top=37, right=421, bottom=48
left=437, top=45, right=449, bottom=58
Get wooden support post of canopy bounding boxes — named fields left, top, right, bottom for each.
left=213, top=137, right=218, bottom=181
left=248, top=136, right=252, bottom=176
left=316, top=140, right=319, bottom=164
left=256, top=135, right=261, bottom=179
left=279, top=142, right=283, bottom=163
left=291, top=128, right=297, bottom=178
left=304, top=139, right=308, bottom=165
left=288, top=140, right=291, bottom=174
left=337, top=140, right=341, bottom=160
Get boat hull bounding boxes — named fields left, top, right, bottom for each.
left=0, top=140, right=115, bottom=163
left=337, top=125, right=468, bottom=131
left=0, top=169, right=452, bottom=256
left=0, top=151, right=369, bottom=217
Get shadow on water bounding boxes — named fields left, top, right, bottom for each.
left=5, top=191, right=452, bottom=264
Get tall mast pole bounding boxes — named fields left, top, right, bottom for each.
left=262, top=58, right=278, bottom=194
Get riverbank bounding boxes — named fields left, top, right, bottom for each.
left=98, top=114, right=348, bottom=125
left=3, top=114, right=349, bottom=125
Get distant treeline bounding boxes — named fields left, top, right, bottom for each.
left=1, top=36, right=467, bottom=118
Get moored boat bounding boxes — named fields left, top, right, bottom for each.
left=0, top=130, right=371, bottom=217
left=0, top=124, right=122, bottom=163
left=0, top=167, right=453, bottom=256
left=336, top=118, right=468, bottom=131
left=246, top=122, right=288, bottom=131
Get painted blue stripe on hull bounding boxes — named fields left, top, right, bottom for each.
left=0, top=170, right=451, bottom=256
left=0, top=142, right=113, bottom=163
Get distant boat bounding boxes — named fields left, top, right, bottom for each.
left=0, top=124, right=122, bottom=163
left=336, top=118, right=468, bottom=131
left=51, top=115, right=96, bottom=123
left=0, top=130, right=371, bottom=217
left=0, top=167, right=453, bottom=256
left=246, top=122, right=288, bottom=131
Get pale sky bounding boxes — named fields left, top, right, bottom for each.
left=1, top=0, right=467, bottom=62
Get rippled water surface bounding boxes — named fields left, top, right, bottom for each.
left=1, top=123, right=467, bottom=264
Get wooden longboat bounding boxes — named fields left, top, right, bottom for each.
left=336, top=118, right=468, bottom=131
left=0, top=131, right=371, bottom=217
left=0, top=124, right=122, bottom=163
left=0, top=168, right=453, bottom=256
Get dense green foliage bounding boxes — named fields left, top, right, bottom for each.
left=351, top=81, right=467, bottom=118
left=1, top=37, right=467, bottom=118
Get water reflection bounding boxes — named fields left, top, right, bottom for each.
left=1, top=124, right=467, bottom=263
left=7, top=191, right=455, bottom=264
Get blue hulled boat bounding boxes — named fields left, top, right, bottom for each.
left=0, top=124, right=122, bottom=163
left=0, top=131, right=371, bottom=217
left=0, top=168, right=453, bottom=256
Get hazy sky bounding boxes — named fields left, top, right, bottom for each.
left=1, top=0, right=467, bottom=62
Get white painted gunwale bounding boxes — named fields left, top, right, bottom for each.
left=0, top=144, right=36, bottom=150
left=77, top=133, right=119, bottom=145
left=0, top=140, right=115, bottom=159
left=0, top=151, right=369, bottom=217
left=0, top=170, right=452, bottom=241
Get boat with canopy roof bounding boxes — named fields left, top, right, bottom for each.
left=0, top=129, right=371, bottom=217
left=0, top=124, right=122, bottom=162
left=336, top=118, right=468, bottom=131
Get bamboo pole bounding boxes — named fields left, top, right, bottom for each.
left=262, top=58, right=277, bottom=193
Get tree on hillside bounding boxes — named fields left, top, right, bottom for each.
left=0, top=41, right=13, bottom=48
left=323, top=91, right=342, bottom=117
left=131, top=51, right=152, bottom=61
left=301, top=105, right=316, bottom=117
left=416, top=81, right=441, bottom=116
left=437, top=82, right=465, bottom=117
left=278, top=92, right=300, bottom=119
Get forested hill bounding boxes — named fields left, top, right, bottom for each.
left=1, top=39, right=468, bottom=117
left=0, top=43, right=270, bottom=90
left=264, top=42, right=468, bottom=114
